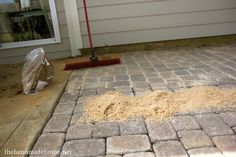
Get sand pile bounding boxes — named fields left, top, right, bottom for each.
left=83, top=86, right=236, bottom=122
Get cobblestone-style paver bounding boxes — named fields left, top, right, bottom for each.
left=70, top=114, right=83, bottom=125
left=61, top=139, right=105, bottom=157
left=97, top=88, right=114, bottom=95
left=120, top=118, right=147, bottom=135
left=123, top=152, right=155, bottom=157
left=146, top=120, right=177, bottom=143
left=188, top=147, right=224, bottom=157
left=93, top=122, right=120, bottom=138
left=31, top=45, right=236, bottom=157
left=153, top=141, right=188, bottom=157
left=178, top=130, right=213, bottom=149
left=53, top=101, right=76, bottom=115
left=43, top=115, right=71, bottom=133
left=219, top=112, right=236, bottom=127
left=195, top=114, right=234, bottom=136
left=30, top=133, right=65, bottom=157
left=107, top=135, right=151, bottom=155
left=59, top=90, right=80, bottom=102
left=107, top=81, right=130, bottom=88
left=170, top=115, right=200, bottom=131
left=80, top=88, right=96, bottom=96
left=212, top=135, right=236, bottom=157
left=66, top=123, right=94, bottom=140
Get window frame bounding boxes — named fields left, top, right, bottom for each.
left=0, top=0, right=61, bottom=49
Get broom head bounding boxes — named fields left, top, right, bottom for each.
left=64, top=54, right=121, bottom=70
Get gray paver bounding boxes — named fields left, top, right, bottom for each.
left=188, top=69, right=206, bottom=75
left=107, top=135, right=151, bottom=155
left=123, top=152, right=155, bottom=157
left=219, top=112, right=236, bottom=127
left=77, top=95, right=95, bottom=104
left=114, top=86, right=132, bottom=93
left=131, top=82, right=150, bottom=89
left=80, top=88, right=97, bottom=96
left=30, top=133, right=65, bottom=157
left=73, top=103, right=84, bottom=115
left=148, top=77, right=164, bottom=83
left=178, top=130, right=213, bottom=149
left=53, top=101, right=75, bottom=115
left=44, top=115, right=71, bottom=133
left=120, top=118, right=147, bottom=135
left=144, top=72, right=160, bottom=78
left=153, top=141, right=188, bottom=157
left=149, top=83, right=170, bottom=91
left=107, top=81, right=130, bottom=88
left=83, top=77, right=98, bottom=84
left=174, top=70, right=191, bottom=76
left=130, top=74, right=146, bottom=82
left=66, top=123, right=94, bottom=140
left=188, top=147, right=224, bottom=157
left=146, top=120, right=177, bottom=143
left=93, top=121, right=119, bottom=138
left=66, top=77, right=82, bottom=90
left=218, top=83, right=236, bottom=89
left=100, top=76, right=114, bottom=82
left=70, top=113, right=83, bottom=125
left=195, top=114, right=234, bottom=136
left=167, top=84, right=183, bottom=91
left=87, top=72, right=101, bottom=77
left=212, top=135, right=236, bottom=157
left=170, top=115, right=200, bottom=131
left=60, top=90, right=79, bottom=102
left=115, top=74, right=129, bottom=81
left=134, top=90, right=152, bottom=96
left=127, top=69, right=142, bottom=75
left=123, top=92, right=135, bottom=96
left=180, top=75, right=200, bottom=81
left=153, top=64, right=169, bottom=72
left=61, top=139, right=105, bottom=157
left=97, top=88, right=115, bottom=95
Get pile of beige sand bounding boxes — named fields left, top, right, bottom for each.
left=83, top=86, right=236, bottom=122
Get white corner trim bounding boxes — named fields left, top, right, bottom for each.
left=64, top=0, right=83, bottom=57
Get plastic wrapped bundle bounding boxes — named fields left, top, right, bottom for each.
left=22, top=48, right=54, bottom=95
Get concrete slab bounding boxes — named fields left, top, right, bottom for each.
left=0, top=60, right=71, bottom=157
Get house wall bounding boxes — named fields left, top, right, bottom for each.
left=77, top=0, right=236, bottom=48
left=1, top=0, right=236, bottom=64
left=0, top=0, right=71, bottom=64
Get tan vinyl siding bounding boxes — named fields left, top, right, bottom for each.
left=0, top=0, right=71, bottom=64
left=77, top=0, right=236, bottom=48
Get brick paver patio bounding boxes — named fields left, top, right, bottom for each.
left=31, top=45, right=236, bottom=157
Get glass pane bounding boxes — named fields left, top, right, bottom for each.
left=0, top=0, right=54, bottom=43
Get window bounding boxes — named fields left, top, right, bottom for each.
left=0, top=0, right=60, bottom=49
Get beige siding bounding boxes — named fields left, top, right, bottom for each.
left=77, top=0, right=236, bottom=48
left=0, top=0, right=71, bottom=64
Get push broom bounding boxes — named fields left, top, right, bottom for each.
left=64, top=0, right=120, bottom=70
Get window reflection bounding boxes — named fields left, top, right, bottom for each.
left=0, top=0, right=54, bottom=43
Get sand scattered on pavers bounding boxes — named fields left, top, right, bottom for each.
left=82, top=86, right=236, bottom=122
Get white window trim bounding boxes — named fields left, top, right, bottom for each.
left=0, top=0, right=61, bottom=50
